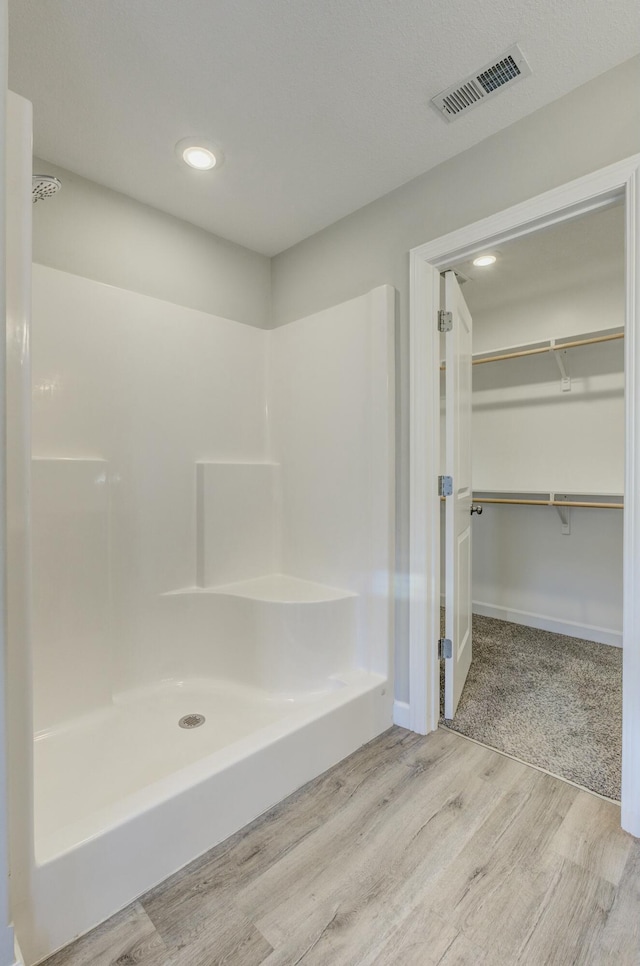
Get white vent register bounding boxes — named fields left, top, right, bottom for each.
left=431, top=44, right=532, bottom=121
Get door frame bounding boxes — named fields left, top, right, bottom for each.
left=408, top=153, right=640, bottom=836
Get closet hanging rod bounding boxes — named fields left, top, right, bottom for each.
left=474, top=497, right=624, bottom=509
left=473, top=331, right=624, bottom=366
left=440, top=331, right=624, bottom=370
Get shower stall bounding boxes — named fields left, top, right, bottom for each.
left=6, top=93, right=395, bottom=964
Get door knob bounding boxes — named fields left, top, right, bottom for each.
left=470, top=504, right=483, bottom=515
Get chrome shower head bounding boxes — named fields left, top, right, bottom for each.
left=32, top=175, right=61, bottom=203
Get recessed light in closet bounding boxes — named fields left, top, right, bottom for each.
left=183, top=147, right=216, bottom=169
left=176, top=138, right=224, bottom=171
left=473, top=254, right=497, bottom=267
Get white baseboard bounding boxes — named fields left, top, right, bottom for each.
left=393, top=700, right=411, bottom=729
left=472, top=600, right=622, bottom=648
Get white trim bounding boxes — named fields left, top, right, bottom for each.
left=440, top=593, right=622, bottom=647
left=393, top=700, right=411, bottom=729
left=410, top=154, right=636, bottom=268
left=471, top=602, right=622, bottom=649
left=409, top=153, right=640, bottom=837
left=1, top=15, right=18, bottom=965
left=408, top=258, right=441, bottom=734
left=621, top=160, right=640, bottom=836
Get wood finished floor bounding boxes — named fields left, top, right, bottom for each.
left=42, top=727, right=640, bottom=966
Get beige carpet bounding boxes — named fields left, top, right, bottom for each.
left=441, top=614, right=622, bottom=800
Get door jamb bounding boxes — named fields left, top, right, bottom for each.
left=408, top=154, right=640, bottom=836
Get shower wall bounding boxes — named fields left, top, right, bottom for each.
left=270, top=290, right=394, bottom=673
left=31, top=265, right=394, bottom=732
left=31, top=264, right=269, bottom=731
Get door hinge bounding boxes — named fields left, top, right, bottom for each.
left=438, top=310, right=453, bottom=332
left=438, top=475, right=453, bottom=497
left=438, top=638, right=453, bottom=659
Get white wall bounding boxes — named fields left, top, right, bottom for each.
left=471, top=270, right=626, bottom=354
left=472, top=340, right=624, bottom=494
left=472, top=505, right=623, bottom=644
left=271, top=55, right=640, bottom=701
left=31, top=157, right=271, bottom=328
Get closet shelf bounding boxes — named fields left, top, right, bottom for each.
left=472, top=328, right=623, bottom=367
left=440, top=325, right=624, bottom=371
left=472, top=489, right=623, bottom=510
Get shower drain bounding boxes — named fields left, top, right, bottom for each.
left=178, top=713, right=206, bottom=729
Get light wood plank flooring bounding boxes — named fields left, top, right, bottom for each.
left=42, top=727, right=639, bottom=966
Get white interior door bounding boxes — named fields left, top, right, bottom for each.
left=444, top=271, right=473, bottom=718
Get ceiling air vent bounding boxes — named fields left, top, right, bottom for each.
left=431, top=44, right=532, bottom=122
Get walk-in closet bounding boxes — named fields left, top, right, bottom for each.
left=440, top=202, right=624, bottom=800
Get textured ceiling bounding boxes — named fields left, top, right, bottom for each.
left=8, top=0, right=640, bottom=255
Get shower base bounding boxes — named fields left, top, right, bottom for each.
left=35, top=675, right=349, bottom=856
left=26, top=669, right=390, bottom=965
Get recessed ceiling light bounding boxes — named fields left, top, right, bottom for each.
left=473, top=254, right=497, bottom=267
left=183, top=146, right=216, bottom=170
left=175, top=138, right=224, bottom=171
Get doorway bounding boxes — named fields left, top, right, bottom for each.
left=439, top=204, right=624, bottom=800
left=408, top=153, right=640, bottom=836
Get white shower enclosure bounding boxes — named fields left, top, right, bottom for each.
left=7, top=94, right=395, bottom=964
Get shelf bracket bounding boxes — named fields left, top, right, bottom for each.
left=554, top=498, right=571, bottom=535
left=549, top=341, right=571, bottom=392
